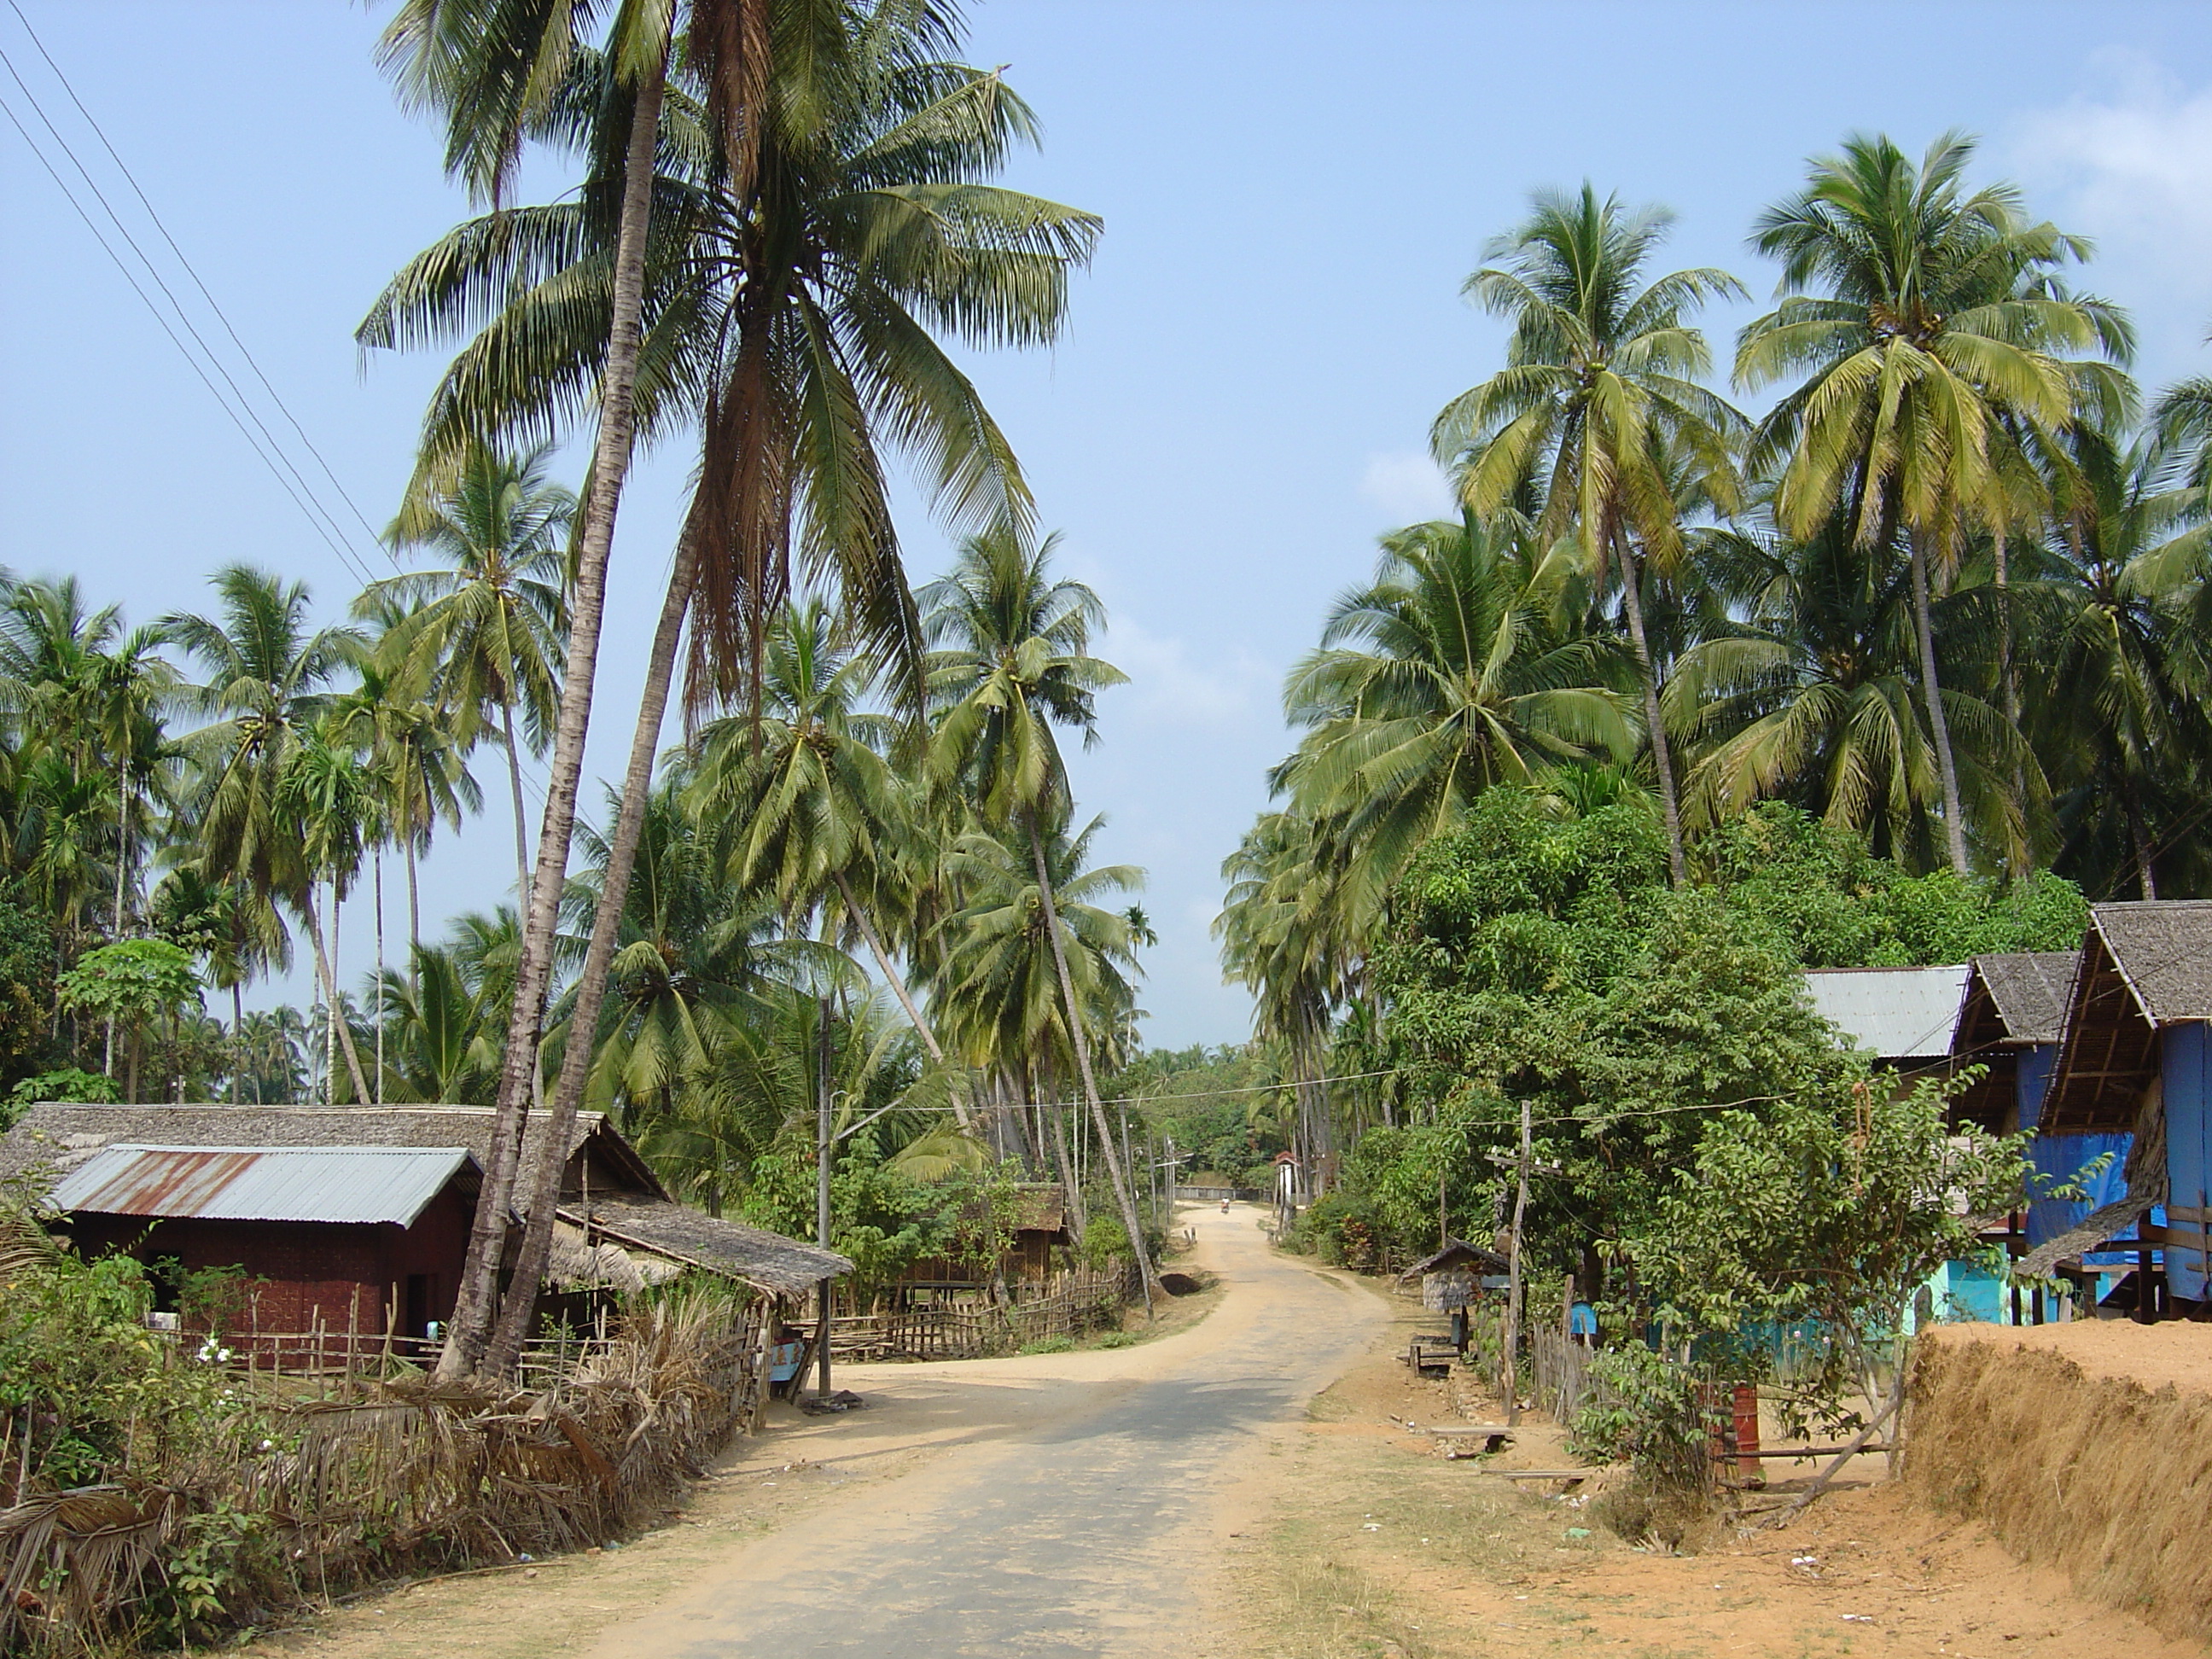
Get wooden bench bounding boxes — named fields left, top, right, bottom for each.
left=1405, top=1334, right=1459, bottom=1374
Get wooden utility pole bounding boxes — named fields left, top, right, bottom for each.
left=816, top=997, right=834, bottom=1399
left=1502, top=1101, right=1532, bottom=1427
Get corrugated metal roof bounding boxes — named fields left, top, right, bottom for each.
left=1804, top=964, right=1970, bottom=1062
left=49, top=1144, right=474, bottom=1226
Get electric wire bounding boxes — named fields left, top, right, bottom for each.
left=0, top=32, right=380, bottom=587
left=0, top=87, right=373, bottom=588
left=3, top=0, right=398, bottom=566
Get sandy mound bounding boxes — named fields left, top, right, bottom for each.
left=1921, top=1318, right=2212, bottom=1398
left=1909, top=1319, right=2212, bottom=1642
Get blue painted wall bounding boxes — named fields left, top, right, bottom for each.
left=2163, top=1023, right=2212, bottom=1301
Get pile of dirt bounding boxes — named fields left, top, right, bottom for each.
left=1909, top=1320, right=2212, bottom=1642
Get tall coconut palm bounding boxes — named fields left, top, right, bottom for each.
left=163, top=565, right=363, bottom=1019
left=336, top=622, right=482, bottom=972
left=2025, top=431, right=2212, bottom=898
left=923, top=527, right=1156, bottom=1301
left=377, top=0, right=676, bottom=1379
left=1276, top=513, right=1633, bottom=897
left=933, top=812, right=1143, bottom=1228
left=691, top=601, right=948, bottom=1067
left=277, top=719, right=375, bottom=1106
left=1735, top=131, right=2134, bottom=874
left=1433, top=184, right=1747, bottom=883
left=367, top=442, right=571, bottom=894
left=370, top=4, right=1100, bottom=1376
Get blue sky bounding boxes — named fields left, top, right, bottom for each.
left=8, top=3, right=2212, bottom=1047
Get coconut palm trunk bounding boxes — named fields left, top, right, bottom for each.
left=374, top=849, right=387, bottom=1105
left=483, top=538, right=696, bottom=1376
left=1026, top=812, right=1157, bottom=1312
left=231, top=981, right=245, bottom=1105
left=1907, top=527, right=1971, bottom=875
left=306, top=888, right=372, bottom=1107
left=405, top=836, right=422, bottom=995
left=105, top=771, right=129, bottom=1076
left=830, top=870, right=969, bottom=1128
left=440, top=32, right=669, bottom=1384
left=500, top=699, right=531, bottom=893
left=1611, top=530, right=1687, bottom=887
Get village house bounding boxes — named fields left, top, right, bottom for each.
left=892, top=1183, right=1076, bottom=1306
left=2021, top=901, right=2212, bottom=1318
left=0, top=1102, right=849, bottom=1360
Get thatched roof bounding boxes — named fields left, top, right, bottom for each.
left=2083, top=902, right=2212, bottom=1023
left=1011, top=1184, right=1071, bottom=1238
left=569, top=1197, right=851, bottom=1298
left=0, top=1103, right=663, bottom=1198
left=1399, top=1238, right=1508, bottom=1279
left=1960, top=952, right=2077, bottom=1049
left=2040, top=904, right=2212, bottom=1134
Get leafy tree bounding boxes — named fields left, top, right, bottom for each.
left=55, top=938, right=201, bottom=1103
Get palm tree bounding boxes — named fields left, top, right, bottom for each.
left=1215, top=809, right=1369, bottom=1184
left=1275, top=513, right=1633, bottom=895
left=923, top=527, right=1157, bottom=1302
left=562, top=774, right=796, bottom=1125
left=1735, top=131, right=2135, bottom=873
left=278, top=719, right=375, bottom=1106
left=934, top=812, right=1144, bottom=1230
left=333, top=628, right=481, bottom=975
left=367, top=441, right=570, bottom=894
left=370, top=4, right=1100, bottom=1377
left=1432, top=184, right=1747, bottom=883
left=377, top=0, right=674, bottom=1379
left=2027, top=431, right=2212, bottom=897
left=370, top=942, right=503, bottom=1104
left=162, top=565, right=362, bottom=954
left=1667, top=515, right=2026, bottom=864
left=691, top=601, right=948, bottom=1067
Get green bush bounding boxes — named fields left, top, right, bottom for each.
left=1079, top=1212, right=1129, bottom=1267
left=1567, top=1344, right=1712, bottom=1495
left=1019, top=1335, right=1075, bottom=1355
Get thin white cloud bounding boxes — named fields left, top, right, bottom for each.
left=1358, top=450, right=1457, bottom=525
left=2011, top=53, right=2212, bottom=277
left=1103, top=613, right=1270, bottom=731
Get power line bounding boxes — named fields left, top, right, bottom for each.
left=3, top=0, right=397, bottom=565
left=0, top=86, right=373, bottom=588
left=0, top=26, right=381, bottom=588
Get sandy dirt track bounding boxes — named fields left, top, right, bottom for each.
left=583, top=1202, right=1377, bottom=1656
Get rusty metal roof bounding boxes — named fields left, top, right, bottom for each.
left=49, top=1144, right=475, bottom=1226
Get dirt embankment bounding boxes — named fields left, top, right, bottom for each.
left=1231, top=1284, right=2212, bottom=1659
left=1910, top=1320, right=2212, bottom=1643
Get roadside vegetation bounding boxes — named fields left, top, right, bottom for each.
left=1225, top=137, right=2212, bottom=1524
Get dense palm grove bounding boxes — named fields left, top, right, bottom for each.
left=0, top=1, right=1243, bottom=1336
left=1223, top=136, right=2212, bottom=1204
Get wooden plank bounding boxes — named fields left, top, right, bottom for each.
left=1481, top=1468, right=1600, bottom=1480
left=1427, top=1424, right=1515, bottom=1437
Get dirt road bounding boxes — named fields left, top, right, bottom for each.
left=596, top=1202, right=1374, bottom=1656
